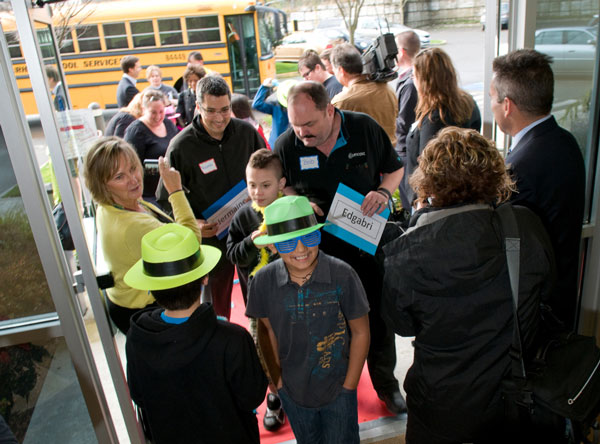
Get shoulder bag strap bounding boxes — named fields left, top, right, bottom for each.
left=496, top=203, right=527, bottom=380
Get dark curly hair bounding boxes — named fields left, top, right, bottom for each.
left=409, top=127, right=514, bottom=207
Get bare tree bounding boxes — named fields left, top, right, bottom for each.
left=50, top=0, right=94, bottom=50
left=334, top=0, right=367, bottom=45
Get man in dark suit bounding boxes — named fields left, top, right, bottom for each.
left=45, top=65, right=67, bottom=111
left=393, top=31, right=420, bottom=210
left=491, top=49, right=585, bottom=330
left=117, top=55, right=141, bottom=108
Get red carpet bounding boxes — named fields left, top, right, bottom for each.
left=228, top=278, right=394, bottom=443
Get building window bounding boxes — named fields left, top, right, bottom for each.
left=186, top=15, right=220, bottom=43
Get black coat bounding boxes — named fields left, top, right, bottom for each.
left=126, top=303, right=267, bottom=444
left=506, top=116, right=585, bottom=330
left=116, top=76, right=139, bottom=108
left=405, top=100, right=481, bottom=206
left=382, top=203, right=554, bottom=442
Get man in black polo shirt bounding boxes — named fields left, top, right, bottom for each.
left=274, top=81, right=406, bottom=414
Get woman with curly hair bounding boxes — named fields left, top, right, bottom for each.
left=403, top=47, right=482, bottom=207
left=382, top=127, right=555, bottom=443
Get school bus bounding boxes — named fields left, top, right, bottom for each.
left=2, top=0, right=286, bottom=115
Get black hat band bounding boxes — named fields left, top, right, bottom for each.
left=143, top=250, right=203, bottom=277
left=266, top=214, right=318, bottom=236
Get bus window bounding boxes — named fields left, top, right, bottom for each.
left=103, top=23, right=128, bottom=50
left=186, top=16, right=219, bottom=43
left=57, top=27, right=75, bottom=54
left=158, top=18, right=182, bottom=46
left=76, top=25, right=101, bottom=52
left=131, top=20, right=155, bottom=47
left=5, top=31, right=22, bottom=58
left=37, top=28, right=55, bottom=59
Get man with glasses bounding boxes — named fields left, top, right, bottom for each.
left=157, top=75, right=266, bottom=320
left=298, top=50, right=343, bottom=98
left=274, top=81, right=406, bottom=415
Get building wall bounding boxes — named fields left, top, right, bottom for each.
left=288, top=0, right=486, bottom=31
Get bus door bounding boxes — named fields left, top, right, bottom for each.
left=224, top=14, right=260, bottom=97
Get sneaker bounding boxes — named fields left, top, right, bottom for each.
left=263, top=393, right=285, bottom=431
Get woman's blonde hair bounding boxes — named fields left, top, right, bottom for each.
left=123, top=92, right=143, bottom=118
left=409, top=127, right=514, bottom=207
left=83, top=137, right=143, bottom=206
left=145, top=64, right=161, bottom=78
left=413, top=48, right=474, bottom=127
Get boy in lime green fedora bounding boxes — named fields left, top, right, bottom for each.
left=246, top=195, right=370, bottom=444
left=124, top=223, right=267, bottom=444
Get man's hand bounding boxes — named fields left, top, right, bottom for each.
left=310, top=201, right=324, bottom=217
left=197, top=219, right=218, bottom=238
left=361, top=190, right=388, bottom=217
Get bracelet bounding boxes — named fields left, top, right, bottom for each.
left=377, top=187, right=392, bottom=201
left=168, top=189, right=183, bottom=196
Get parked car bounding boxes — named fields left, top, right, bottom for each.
left=316, top=17, right=429, bottom=48
left=480, top=2, right=509, bottom=30
left=274, top=30, right=347, bottom=62
left=355, top=17, right=430, bottom=47
left=535, top=27, right=597, bottom=77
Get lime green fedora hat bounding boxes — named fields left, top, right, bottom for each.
left=124, top=223, right=221, bottom=291
left=254, top=195, right=324, bottom=246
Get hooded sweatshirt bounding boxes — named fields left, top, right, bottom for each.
left=126, top=303, right=267, bottom=444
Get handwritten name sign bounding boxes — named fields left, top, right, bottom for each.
left=323, top=183, right=389, bottom=255
left=202, top=181, right=249, bottom=240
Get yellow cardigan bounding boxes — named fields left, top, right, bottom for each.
left=97, top=191, right=201, bottom=309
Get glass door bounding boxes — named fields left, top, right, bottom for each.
left=1, top=0, right=145, bottom=442
left=225, top=14, right=260, bottom=97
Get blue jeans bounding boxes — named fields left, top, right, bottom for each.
left=278, top=387, right=359, bottom=444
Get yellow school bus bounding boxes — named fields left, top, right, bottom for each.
left=2, top=0, right=285, bottom=114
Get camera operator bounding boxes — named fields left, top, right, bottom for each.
left=331, top=42, right=398, bottom=145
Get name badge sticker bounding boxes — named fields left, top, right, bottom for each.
left=199, top=158, right=217, bottom=174
left=300, top=155, right=319, bottom=170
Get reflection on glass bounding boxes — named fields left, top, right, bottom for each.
left=0, top=129, right=55, bottom=321
left=0, top=337, right=96, bottom=443
left=535, top=3, right=598, bottom=169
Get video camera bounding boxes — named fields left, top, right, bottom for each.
left=361, top=33, right=398, bottom=83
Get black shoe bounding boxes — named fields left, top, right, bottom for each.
left=263, top=393, right=285, bottom=432
left=378, top=390, right=407, bottom=415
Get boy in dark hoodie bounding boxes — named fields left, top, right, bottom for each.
left=124, top=223, right=267, bottom=444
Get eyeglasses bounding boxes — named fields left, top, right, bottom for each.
left=300, top=67, right=314, bottom=79
left=274, top=230, right=321, bottom=254
left=200, top=105, right=231, bottom=116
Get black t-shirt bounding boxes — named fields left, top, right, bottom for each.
left=124, top=118, right=178, bottom=199
left=274, top=110, right=403, bottom=216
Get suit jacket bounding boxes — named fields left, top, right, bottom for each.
left=506, top=116, right=585, bottom=329
left=117, top=75, right=139, bottom=108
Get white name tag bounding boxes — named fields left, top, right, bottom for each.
left=300, top=155, right=319, bottom=170
left=199, top=158, right=217, bottom=174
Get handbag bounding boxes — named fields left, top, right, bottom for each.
left=497, top=203, right=600, bottom=439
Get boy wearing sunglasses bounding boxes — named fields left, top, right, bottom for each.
left=246, top=195, right=370, bottom=444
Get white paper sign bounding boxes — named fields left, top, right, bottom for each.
left=324, top=183, right=389, bottom=255
left=202, top=181, right=249, bottom=239
left=56, top=109, right=98, bottom=159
